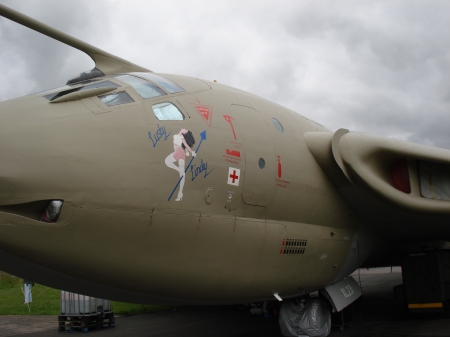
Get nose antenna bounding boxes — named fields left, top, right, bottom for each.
left=0, top=4, right=151, bottom=84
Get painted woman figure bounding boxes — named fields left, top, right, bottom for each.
left=165, top=128, right=196, bottom=201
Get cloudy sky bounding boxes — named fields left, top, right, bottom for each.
left=1, top=1, right=449, bottom=148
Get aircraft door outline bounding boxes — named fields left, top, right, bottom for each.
left=231, top=105, right=276, bottom=207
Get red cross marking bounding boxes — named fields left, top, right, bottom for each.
left=229, top=170, right=239, bottom=183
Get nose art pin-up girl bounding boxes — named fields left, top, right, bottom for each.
left=165, top=128, right=196, bottom=201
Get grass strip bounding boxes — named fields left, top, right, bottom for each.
left=0, top=272, right=171, bottom=315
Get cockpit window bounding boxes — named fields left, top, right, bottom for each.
left=131, top=72, right=185, bottom=94
left=115, top=75, right=166, bottom=99
left=44, top=80, right=120, bottom=101
left=99, top=91, right=134, bottom=106
left=152, top=102, right=184, bottom=120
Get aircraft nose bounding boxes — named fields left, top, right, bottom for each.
left=0, top=94, right=76, bottom=284
left=0, top=96, right=55, bottom=205
left=0, top=92, right=151, bottom=296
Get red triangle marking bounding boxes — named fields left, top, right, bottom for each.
left=191, top=104, right=213, bottom=127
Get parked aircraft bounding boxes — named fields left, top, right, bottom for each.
left=2, top=3, right=450, bottom=332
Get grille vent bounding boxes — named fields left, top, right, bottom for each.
left=280, top=239, right=307, bottom=255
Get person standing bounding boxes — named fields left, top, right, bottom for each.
left=24, top=280, right=34, bottom=304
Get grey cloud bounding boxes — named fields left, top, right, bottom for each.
left=276, top=1, right=450, bottom=148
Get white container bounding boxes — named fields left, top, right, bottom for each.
left=60, top=291, right=111, bottom=315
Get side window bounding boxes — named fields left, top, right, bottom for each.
left=115, top=75, right=166, bottom=99
left=99, top=91, right=134, bottom=106
left=272, top=117, right=284, bottom=133
left=152, top=102, right=184, bottom=120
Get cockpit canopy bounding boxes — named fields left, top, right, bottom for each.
left=37, top=72, right=186, bottom=120
left=40, top=72, right=184, bottom=103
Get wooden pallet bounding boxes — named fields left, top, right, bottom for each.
left=58, top=312, right=115, bottom=333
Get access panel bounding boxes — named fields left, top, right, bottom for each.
left=231, top=105, right=276, bottom=206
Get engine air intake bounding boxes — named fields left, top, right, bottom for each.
left=390, top=159, right=411, bottom=193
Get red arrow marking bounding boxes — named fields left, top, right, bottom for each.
left=223, top=115, right=237, bottom=140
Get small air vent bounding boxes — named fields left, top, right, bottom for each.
left=279, top=239, right=307, bottom=255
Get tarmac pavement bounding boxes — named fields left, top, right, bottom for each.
left=2, top=268, right=450, bottom=336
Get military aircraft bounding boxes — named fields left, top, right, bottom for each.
left=2, top=3, right=450, bottom=330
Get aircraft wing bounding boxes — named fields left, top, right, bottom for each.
left=0, top=4, right=150, bottom=82
left=305, top=129, right=450, bottom=243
